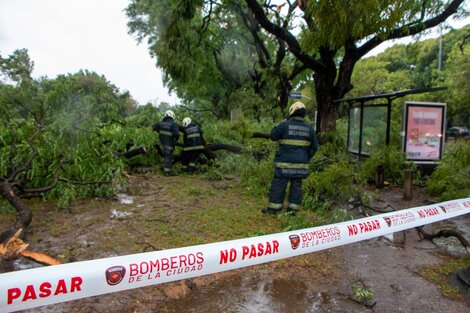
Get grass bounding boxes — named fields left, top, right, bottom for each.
left=419, top=254, right=470, bottom=300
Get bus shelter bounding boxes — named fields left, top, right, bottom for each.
left=334, top=87, right=446, bottom=157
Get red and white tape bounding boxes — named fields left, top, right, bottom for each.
left=1, top=197, right=469, bottom=312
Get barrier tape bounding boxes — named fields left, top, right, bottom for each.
left=1, top=197, right=469, bottom=312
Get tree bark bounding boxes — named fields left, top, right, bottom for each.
left=114, top=146, right=147, bottom=159
left=0, top=181, right=32, bottom=244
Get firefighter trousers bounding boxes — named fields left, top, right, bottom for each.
left=268, top=176, right=302, bottom=211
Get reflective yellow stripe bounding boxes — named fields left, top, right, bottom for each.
left=159, top=130, right=173, bottom=136
left=274, top=162, right=309, bottom=169
left=183, top=146, right=204, bottom=151
left=279, top=139, right=310, bottom=146
left=288, top=203, right=301, bottom=210
left=268, top=203, right=283, bottom=209
left=187, top=133, right=200, bottom=138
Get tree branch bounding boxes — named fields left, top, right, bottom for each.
left=357, top=0, right=465, bottom=58
left=244, top=0, right=327, bottom=73
left=9, top=128, right=42, bottom=180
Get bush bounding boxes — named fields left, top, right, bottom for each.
left=359, top=146, right=415, bottom=185
left=304, top=159, right=365, bottom=204
left=425, top=142, right=470, bottom=201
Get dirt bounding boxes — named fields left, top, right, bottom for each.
left=1, top=174, right=469, bottom=313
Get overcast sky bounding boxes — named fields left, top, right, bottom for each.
left=0, top=0, right=179, bottom=105
left=0, top=0, right=468, bottom=106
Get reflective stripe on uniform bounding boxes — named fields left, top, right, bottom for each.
left=162, top=145, right=173, bottom=150
left=183, top=146, right=204, bottom=151
left=279, top=139, right=310, bottom=147
left=159, top=130, right=173, bottom=136
left=274, top=162, right=309, bottom=169
left=187, top=133, right=200, bottom=138
left=268, top=202, right=283, bottom=209
left=288, top=203, right=301, bottom=210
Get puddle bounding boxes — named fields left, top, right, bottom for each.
left=116, top=193, right=134, bottom=204
left=157, top=272, right=341, bottom=313
left=110, top=209, right=133, bottom=219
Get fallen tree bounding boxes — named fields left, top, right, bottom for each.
left=1, top=127, right=113, bottom=265
left=416, top=226, right=470, bottom=253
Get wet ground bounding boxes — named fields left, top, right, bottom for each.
left=1, top=176, right=469, bottom=313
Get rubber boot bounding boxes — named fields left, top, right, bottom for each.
left=261, top=208, right=279, bottom=215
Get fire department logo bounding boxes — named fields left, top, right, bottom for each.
left=289, top=234, right=300, bottom=250
left=383, top=217, right=392, bottom=227
left=439, top=206, right=447, bottom=213
left=105, top=265, right=126, bottom=286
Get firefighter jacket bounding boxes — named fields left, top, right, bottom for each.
left=152, top=116, right=179, bottom=150
left=271, top=116, right=318, bottom=178
left=182, top=122, right=205, bottom=151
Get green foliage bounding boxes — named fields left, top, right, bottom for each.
left=443, top=39, right=470, bottom=125
left=353, top=25, right=470, bottom=127
left=303, top=0, right=436, bottom=50
left=302, top=194, right=352, bottom=221
left=425, top=141, right=470, bottom=200
left=0, top=201, right=15, bottom=214
left=360, top=146, right=415, bottom=185
left=126, top=103, right=162, bottom=127
left=238, top=156, right=273, bottom=196
left=352, top=283, right=374, bottom=302
left=305, top=159, right=364, bottom=203
left=0, top=48, right=34, bottom=83
left=0, top=50, right=136, bottom=209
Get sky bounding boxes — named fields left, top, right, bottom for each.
left=0, top=0, right=468, bottom=105
left=0, top=0, right=179, bottom=106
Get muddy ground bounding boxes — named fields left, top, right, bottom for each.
left=1, top=174, right=469, bottom=313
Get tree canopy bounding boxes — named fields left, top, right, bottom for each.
left=126, top=0, right=468, bottom=136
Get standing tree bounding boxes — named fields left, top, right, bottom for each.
left=244, top=0, right=467, bottom=135
left=127, top=0, right=467, bottom=136
left=126, top=0, right=311, bottom=120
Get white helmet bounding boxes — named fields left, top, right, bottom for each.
left=164, top=110, right=175, bottom=119
left=288, top=101, right=305, bottom=116
left=182, top=117, right=192, bottom=127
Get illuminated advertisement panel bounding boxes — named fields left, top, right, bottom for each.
left=403, top=102, right=446, bottom=162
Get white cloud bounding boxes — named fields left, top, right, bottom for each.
left=0, top=0, right=179, bottom=105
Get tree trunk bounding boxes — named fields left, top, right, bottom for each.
left=315, top=75, right=339, bottom=137
left=0, top=181, right=32, bottom=243
left=314, top=49, right=355, bottom=137
left=114, top=146, right=147, bottom=159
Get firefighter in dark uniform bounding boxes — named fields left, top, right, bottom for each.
left=152, top=110, right=179, bottom=176
left=181, top=117, right=205, bottom=173
left=262, top=101, right=319, bottom=215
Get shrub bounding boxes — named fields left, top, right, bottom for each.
left=359, top=146, right=415, bottom=185
left=425, top=142, right=470, bottom=201
left=304, top=159, right=365, bottom=203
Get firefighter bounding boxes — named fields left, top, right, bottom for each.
left=152, top=110, right=179, bottom=176
left=262, top=101, right=319, bottom=215
left=180, top=117, right=205, bottom=173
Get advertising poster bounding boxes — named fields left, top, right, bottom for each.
left=404, top=102, right=446, bottom=162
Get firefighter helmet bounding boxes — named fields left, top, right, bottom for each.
left=288, top=101, right=306, bottom=116
left=164, top=110, right=175, bottom=119
left=182, top=117, right=192, bottom=127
